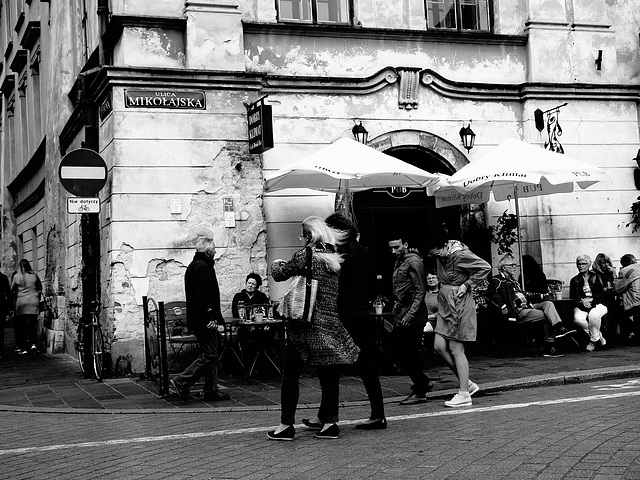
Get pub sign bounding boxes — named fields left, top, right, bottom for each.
left=247, top=99, right=274, bottom=154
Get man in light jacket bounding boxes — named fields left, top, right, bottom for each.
left=613, top=254, right=640, bottom=342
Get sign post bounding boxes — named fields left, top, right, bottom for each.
left=59, top=148, right=107, bottom=379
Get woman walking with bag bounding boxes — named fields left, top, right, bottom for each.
left=11, top=259, right=42, bottom=354
left=268, top=216, right=359, bottom=441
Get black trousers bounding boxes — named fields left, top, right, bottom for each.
left=388, top=322, right=431, bottom=396
left=280, top=344, right=341, bottom=425
left=341, top=315, right=385, bottom=419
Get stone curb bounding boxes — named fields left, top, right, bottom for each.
left=1, top=365, right=638, bottom=415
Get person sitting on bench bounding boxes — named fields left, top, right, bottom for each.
left=487, top=254, right=575, bottom=358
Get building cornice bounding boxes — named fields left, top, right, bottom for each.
left=58, top=65, right=640, bottom=152
left=242, top=21, right=529, bottom=46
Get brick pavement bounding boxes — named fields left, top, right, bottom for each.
left=1, top=330, right=639, bottom=412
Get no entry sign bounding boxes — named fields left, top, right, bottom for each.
left=59, top=149, right=107, bottom=197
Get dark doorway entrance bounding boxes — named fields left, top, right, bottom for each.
left=352, top=145, right=460, bottom=302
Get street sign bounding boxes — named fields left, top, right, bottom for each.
left=59, top=149, right=107, bottom=196
left=67, top=197, right=100, bottom=214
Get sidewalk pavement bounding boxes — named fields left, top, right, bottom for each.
left=1, top=338, right=639, bottom=414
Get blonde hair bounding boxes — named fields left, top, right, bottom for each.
left=301, top=216, right=343, bottom=272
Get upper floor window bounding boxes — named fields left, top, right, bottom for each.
left=426, top=0, right=490, bottom=31
left=277, top=0, right=351, bottom=24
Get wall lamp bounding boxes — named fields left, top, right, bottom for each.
left=459, top=121, right=476, bottom=153
left=352, top=121, right=368, bottom=145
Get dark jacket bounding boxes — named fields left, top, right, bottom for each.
left=0, top=272, right=12, bottom=319
left=487, top=271, right=524, bottom=318
left=569, top=271, right=614, bottom=310
left=391, top=250, right=426, bottom=325
left=231, top=289, right=269, bottom=318
left=184, top=252, right=224, bottom=331
left=336, top=240, right=372, bottom=319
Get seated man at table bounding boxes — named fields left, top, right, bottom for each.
left=613, top=254, right=640, bottom=343
left=487, top=254, right=575, bottom=358
left=231, top=273, right=269, bottom=319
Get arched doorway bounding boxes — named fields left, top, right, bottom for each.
left=352, top=130, right=490, bottom=300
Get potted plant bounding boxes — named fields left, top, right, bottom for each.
left=490, top=210, right=519, bottom=255
left=372, top=295, right=388, bottom=315
left=625, top=196, right=640, bottom=233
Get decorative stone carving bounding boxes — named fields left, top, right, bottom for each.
left=397, top=68, right=421, bottom=110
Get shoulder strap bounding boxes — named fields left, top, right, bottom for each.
left=302, top=246, right=313, bottom=320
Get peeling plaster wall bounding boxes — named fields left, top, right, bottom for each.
left=105, top=86, right=267, bottom=372
left=244, top=33, right=527, bottom=83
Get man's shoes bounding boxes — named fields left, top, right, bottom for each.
left=267, top=425, right=295, bottom=441
left=30, top=344, right=38, bottom=354
left=399, top=393, right=428, bottom=405
left=203, top=391, right=230, bottom=402
left=169, top=378, right=189, bottom=400
left=543, top=345, right=564, bottom=357
left=315, top=423, right=339, bottom=439
left=444, top=392, right=472, bottom=408
left=468, top=381, right=480, bottom=396
left=585, top=342, right=596, bottom=352
left=599, top=334, right=606, bottom=346
left=302, top=419, right=322, bottom=430
left=355, top=418, right=387, bottom=430
left=554, top=326, right=576, bottom=339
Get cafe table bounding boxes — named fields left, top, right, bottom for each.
left=222, top=317, right=285, bottom=378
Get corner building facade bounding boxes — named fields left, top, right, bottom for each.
left=0, top=0, right=638, bottom=372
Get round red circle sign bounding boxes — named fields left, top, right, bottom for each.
left=59, top=149, right=107, bottom=197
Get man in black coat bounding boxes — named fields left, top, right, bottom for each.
left=0, top=270, right=13, bottom=358
left=169, top=231, right=230, bottom=402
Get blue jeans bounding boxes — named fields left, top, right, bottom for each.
left=173, top=326, right=220, bottom=394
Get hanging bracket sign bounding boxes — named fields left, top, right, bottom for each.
left=246, top=97, right=273, bottom=154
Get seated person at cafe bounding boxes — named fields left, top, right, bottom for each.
left=569, top=254, right=612, bottom=352
left=614, top=254, right=640, bottom=343
left=231, top=273, right=269, bottom=319
left=487, top=254, right=575, bottom=358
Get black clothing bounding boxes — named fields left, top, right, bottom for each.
left=0, top=272, right=13, bottom=354
left=231, top=289, right=269, bottom=318
left=336, top=241, right=371, bottom=319
left=184, top=252, right=224, bottom=331
left=336, top=241, right=385, bottom=419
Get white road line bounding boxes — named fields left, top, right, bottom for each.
left=2, top=390, right=639, bottom=456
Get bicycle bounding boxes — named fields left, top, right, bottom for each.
left=75, top=301, right=105, bottom=380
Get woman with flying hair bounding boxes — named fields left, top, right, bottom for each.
left=267, top=216, right=359, bottom=441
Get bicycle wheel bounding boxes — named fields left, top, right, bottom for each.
left=92, top=324, right=105, bottom=380
left=76, top=326, right=85, bottom=373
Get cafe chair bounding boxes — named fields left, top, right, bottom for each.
left=162, top=301, right=198, bottom=372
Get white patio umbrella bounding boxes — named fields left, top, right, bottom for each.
left=265, top=137, right=441, bottom=220
left=426, top=138, right=608, bottom=286
left=264, top=137, right=441, bottom=193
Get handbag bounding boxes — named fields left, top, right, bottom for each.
left=39, top=292, right=47, bottom=312
left=277, top=247, right=318, bottom=322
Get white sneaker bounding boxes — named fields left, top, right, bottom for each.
left=468, top=381, right=479, bottom=396
left=600, top=334, right=606, bottom=346
left=445, top=392, right=472, bottom=408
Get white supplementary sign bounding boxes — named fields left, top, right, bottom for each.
left=67, top=197, right=100, bottom=214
